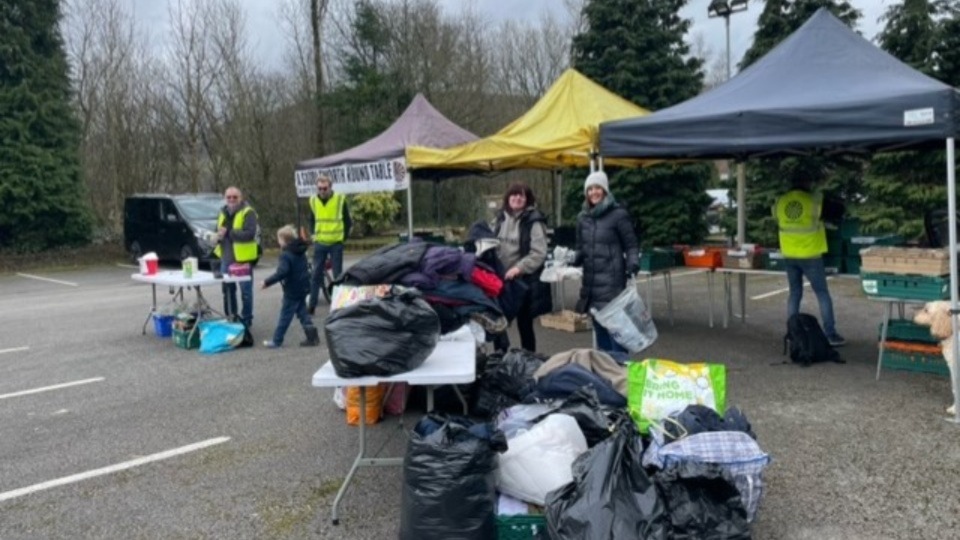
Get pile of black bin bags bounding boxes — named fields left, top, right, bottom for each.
left=400, top=349, right=761, bottom=540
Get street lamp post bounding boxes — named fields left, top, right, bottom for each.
left=708, top=0, right=749, bottom=241
left=708, top=0, right=749, bottom=80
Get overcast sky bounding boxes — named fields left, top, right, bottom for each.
left=131, top=0, right=892, bottom=75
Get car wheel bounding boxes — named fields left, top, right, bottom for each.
left=130, top=241, right=143, bottom=263
left=180, top=245, right=196, bottom=261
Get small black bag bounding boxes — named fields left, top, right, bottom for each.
left=783, top=313, right=843, bottom=367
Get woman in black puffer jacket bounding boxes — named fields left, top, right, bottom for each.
left=575, top=170, right=640, bottom=361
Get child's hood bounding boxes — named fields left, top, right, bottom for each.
left=285, top=238, right=309, bottom=256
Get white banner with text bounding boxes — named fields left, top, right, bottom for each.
left=295, top=158, right=410, bottom=197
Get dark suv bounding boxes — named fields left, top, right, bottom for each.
left=124, top=193, right=223, bottom=267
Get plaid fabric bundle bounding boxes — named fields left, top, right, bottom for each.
left=644, top=430, right=770, bottom=522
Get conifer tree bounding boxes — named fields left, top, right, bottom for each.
left=859, top=0, right=958, bottom=240
left=570, top=0, right=711, bottom=247
left=0, top=0, right=92, bottom=250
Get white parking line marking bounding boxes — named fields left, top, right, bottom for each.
left=16, top=273, right=78, bottom=287
left=0, top=347, right=30, bottom=355
left=752, top=282, right=810, bottom=301
left=0, top=437, right=231, bottom=503
left=669, top=269, right=709, bottom=279
left=116, top=263, right=138, bottom=269
left=0, top=377, right=105, bottom=400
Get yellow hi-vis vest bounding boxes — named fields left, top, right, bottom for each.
left=309, top=193, right=346, bottom=244
left=214, top=206, right=258, bottom=262
left=773, top=189, right=827, bottom=258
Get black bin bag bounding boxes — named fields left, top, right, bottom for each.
left=399, top=414, right=508, bottom=540
left=324, top=290, right=440, bottom=378
left=654, top=462, right=751, bottom=539
left=545, top=419, right=669, bottom=540
left=472, top=348, right=546, bottom=418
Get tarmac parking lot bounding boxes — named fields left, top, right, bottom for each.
left=1, top=257, right=958, bottom=539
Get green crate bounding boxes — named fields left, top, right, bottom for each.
left=640, top=248, right=676, bottom=271
left=860, top=272, right=949, bottom=301
left=878, top=320, right=938, bottom=344
left=765, top=253, right=787, bottom=271
left=839, top=217, right=861, bottom=239
left=843, top=255, right=861, bottom=275
left=824, top=255, right=842, bottom=273
left=846, top=234, right=903, bottom=256
left=827, top=235, right=844, bottom=256
left=172, top=327, right=200, bottom=349
left=881, top=349, right=950, bottom=376
left=497, top=514, right=547, bottom=540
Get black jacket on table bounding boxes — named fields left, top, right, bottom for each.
left=575, top=198, right=639, bottom=313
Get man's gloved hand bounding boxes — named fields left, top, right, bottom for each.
left=627, top=263, right=640, bottom=279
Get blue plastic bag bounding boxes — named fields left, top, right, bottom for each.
left=198, top=320, right=245, bottom=354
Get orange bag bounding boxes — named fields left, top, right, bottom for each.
left=346, top=386, right=386, bottom=426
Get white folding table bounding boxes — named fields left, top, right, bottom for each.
left=131, top=270, right=249, bottom=335
left=311, top=339, right=477, bottom=525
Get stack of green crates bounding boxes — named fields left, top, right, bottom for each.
left=878, top=320, right=949, bottom=376
left=825, top=217, right=903, bottom=274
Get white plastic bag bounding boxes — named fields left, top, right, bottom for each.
left=590, top=280, right=658, bottom=353
left=496, top=413, right=588, bottom=505
left=332, top=387, right=346, bottom=410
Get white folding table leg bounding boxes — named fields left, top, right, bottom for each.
left=330, top=386, right=403, bottom=525
left=141, top=284, right=158, bottom=335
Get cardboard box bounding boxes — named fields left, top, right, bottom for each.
left=540, top=310, right=591, bottom=333
left=859, top=247, right=950, bottom=276
left=721, top=249, right=762, bottom=269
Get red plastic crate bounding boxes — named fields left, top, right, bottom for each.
left=683, top=247, right=723, bottom=269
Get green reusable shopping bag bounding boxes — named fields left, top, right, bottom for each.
left=627, top=359, right=727, bottom=434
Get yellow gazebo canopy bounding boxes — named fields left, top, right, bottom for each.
left=406, top=68, right=653, bottom=171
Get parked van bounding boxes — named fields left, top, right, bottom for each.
left=124, top=193, right=224, bottom=267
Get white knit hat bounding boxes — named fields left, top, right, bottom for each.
left=584, top=170, right=609, bottom=195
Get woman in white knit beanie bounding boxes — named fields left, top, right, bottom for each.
left=574, top=170, right=640, bottom=362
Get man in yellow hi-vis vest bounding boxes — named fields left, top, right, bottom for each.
left=306, top=174, right=351, bottom=314
left=216, top=186, right=259, bottom=327
left=773, top=178, right=845, bottom=346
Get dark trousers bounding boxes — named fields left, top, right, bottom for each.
left=494, top=291, right=538, bottom=353
left=272, top=295, right=313, bottom=345
left=221, top=261, right=253, bottom=327
left=309, top=242, right=344, bottom=308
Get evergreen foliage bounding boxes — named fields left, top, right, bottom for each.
left=859, top=0, right=959, bottom=240
left=735, top=0, right=862, bottom=247
left=571, top=0, right=711, bottom=247
left=324, top=1, right=412, bottom=149
left=0, top=0, right=92, bottom=251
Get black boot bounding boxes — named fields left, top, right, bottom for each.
left=300, top=326, right=320, bottom=347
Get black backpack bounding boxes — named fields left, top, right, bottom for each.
left=783, top=313, right=843, bottom=367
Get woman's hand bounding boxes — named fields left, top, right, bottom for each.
left=505, top=267, right=522, bottom=280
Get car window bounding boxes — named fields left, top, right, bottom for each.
left=176, top=197, right=222, bottom=221
left=160, top=200, right=179, bottom=222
